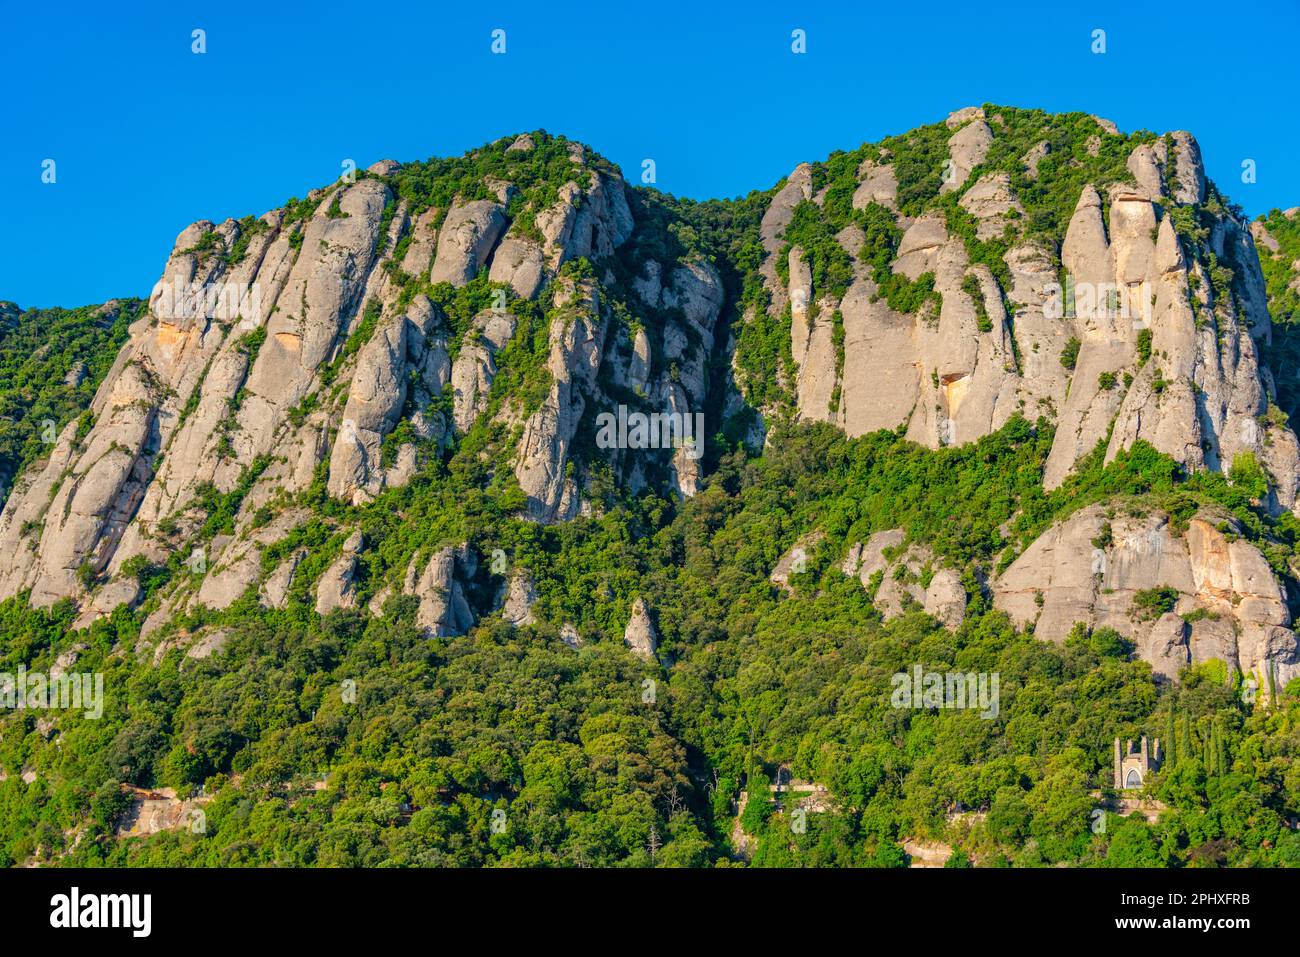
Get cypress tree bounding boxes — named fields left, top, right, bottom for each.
left=1215, top=718, right=1228, bottom=778
left=1180, top=713, right=1194, bottom=766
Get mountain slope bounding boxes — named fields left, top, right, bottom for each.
left=4, top=108, right=1300, bottom=868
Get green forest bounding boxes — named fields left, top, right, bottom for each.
left=2, top=410, right=1299, bottom=867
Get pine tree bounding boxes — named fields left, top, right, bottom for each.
left=1164, top=709, right=1176, bottom=768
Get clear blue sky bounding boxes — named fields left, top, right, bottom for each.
left=4, top=0, right=1299, bottom=308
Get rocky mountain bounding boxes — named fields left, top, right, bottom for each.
left=0, top=133, right=724, bottom=628
left=7, top=107, right=1300, bottom=868
left=4, top=109, right=1296, bottom=693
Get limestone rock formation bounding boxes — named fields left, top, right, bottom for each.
left=843, top=530, right=967, bottom=629
left=624, top=597, right=658, bottom=659
left=430, top=200, right=506, bottom=286
left=405, top=543, right=477, bottom=637
left=197, top=510, right=303, bottom=612
left=770, top=531, right=826, bottom=593
left=769, top=119, right=1291, bottom=514
left=514, top=279, right=608, bottom=521
left=501, top=568, right=538, bottom=626
left=559, top=622, right=583, bottom=650
left=316, top=531, right=364, bottom=615
left=853, top=159, right=899, bottom=211
left=993, top=505, right=1300, bottom=687
left=2, top=114, right=1299, bottom=687
left=451, top=310, right=517, bottom=433
left=0, top=130, right=701, bottom=630
left=958, top=173, right=1023, bottom=240
left=941, top=119, right=993, bottom=194
left=329, top=297, right=445, bottom=503
left=262, top=549, right=304, bottom=610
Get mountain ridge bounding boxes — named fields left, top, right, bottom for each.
left=5, top=105, right=1300, bottom=867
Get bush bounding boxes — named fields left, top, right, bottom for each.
left=1060, top=337, right=1081, bottom=370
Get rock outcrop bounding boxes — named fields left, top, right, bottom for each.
left=501, top=568, right=538, bottom=626
left=843, top=530, right=967, bottom=629
left=941, top=119, right=993, bottom=193
left=0, top=131, right=717, bottom=626
left=994, top=505, right=1300, bottom=687
left=624, top=597, right=658, bottom=659
left=405, top=544, right=477, bottom=637
left=3, top=114, right=1299, bottom=682
left=770, top=531, right=825, bottom=593
left=328, top=295, right=449, bottom=504
left=762, top=118, right=1296, bottom=520
left=316, top=531, right=364, bottom=615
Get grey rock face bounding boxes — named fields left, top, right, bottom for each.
left=328, top=311, right=409, bottom=504
left=559, top=622, right=583, bottom=649
left=994, top=505, right=1300, bottom=689
left=405, top=543, right=477, bottom=637
left=316, top=530, right=364, bottom=615
left=186, top=628, right=229, bottom=660
left=624, top=597, right=658, bottom=659
left=451, top=310, right=517, bottom=433
left=501, top=568, right=538, bottom=626
left=72, top=577, right=141, bottom=629
left=1169, top=132, right=1206, bottom=204
left=190, top=509, right=306, bottom=613
left=1021, top=141, right=1049, bottom=179
left=843, top=530, right=966, bottom=629
left=853, top=160, right=899, bottom=210
left=1126, top=142, right=1166, bottom=200
left=941, top=120, right=993, bottom=194
left=430, top=200, right=506, bottom=286
left=262, top=549, right=304, bottom=609
left=400, top=207, right=440, bottom=278
left=487, top=237, right=546, bottom=299
left=515, top=280, right=607, bottom=522
left=945, top=106, right=985, bottom=128
left=770, top=531, right=826, bottom=593
left=536, top=171, right=633, bottom=268
left=958, top=173, right=1023, bottom=239
left=2, top=118, right=1298, bottom=647
left=817, top=206, right=1020, bottom=449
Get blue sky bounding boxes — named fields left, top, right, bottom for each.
left=4, top=0, right=1299, bottom=308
